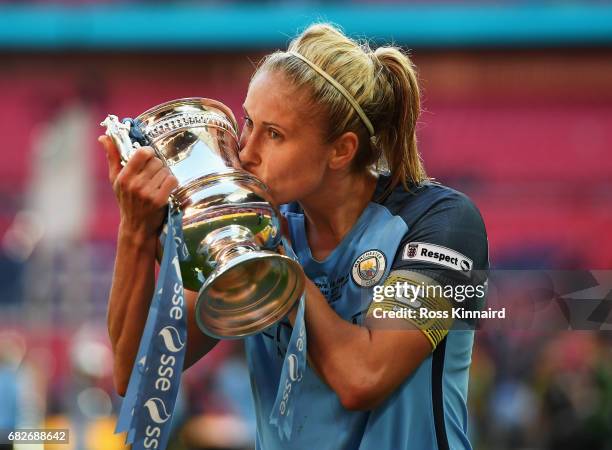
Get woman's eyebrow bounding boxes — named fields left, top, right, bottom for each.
left=262, top=120, right=285, bottom=130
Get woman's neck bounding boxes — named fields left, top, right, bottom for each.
left=299, top=170, right=378, bottom=261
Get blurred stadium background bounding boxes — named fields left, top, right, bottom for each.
left=1, top=1, right=612, bottom=449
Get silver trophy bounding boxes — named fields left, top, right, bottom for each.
left=101, top=98, right=304, bottom=338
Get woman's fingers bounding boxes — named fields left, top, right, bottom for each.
left=150, top=166, right=172, bottom=190
left=98, top=138, right=171, bottom=197
left=130, top=153, right=173, bottom=201
left=98, top=135, right=123, bottom=183
left=100, top=139, right=171, bottom=239
left=121, top=146, right=156, bottom=179
left=139, top=154, right=165, bottom=181
left=155, top=174, right=179, bottom=207
left=114, top=147, right=159, bottom=194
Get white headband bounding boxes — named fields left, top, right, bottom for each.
left=288, top=51, right=375, bottom=136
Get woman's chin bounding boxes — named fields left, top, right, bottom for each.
left=267, top=191, right=291, bottom=207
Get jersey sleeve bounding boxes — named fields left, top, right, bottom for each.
left=366, top=192, right=489, bottom=349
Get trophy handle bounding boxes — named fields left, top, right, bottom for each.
left=100, top=115, right=138, bottom=165
left=101, top=115, right=166, bottom=166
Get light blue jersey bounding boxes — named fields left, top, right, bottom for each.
left=245, top=177, right=489, bottom=450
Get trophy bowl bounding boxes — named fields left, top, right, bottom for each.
left=102, top=98, right=304, bottom=339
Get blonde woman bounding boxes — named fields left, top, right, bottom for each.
left=102, top=23, right=488, bottom=450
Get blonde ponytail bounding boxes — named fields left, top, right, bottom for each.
left=373, top=46, right=426, bottom=196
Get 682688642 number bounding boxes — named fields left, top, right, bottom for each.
left=1, top=429, right=69, bottom=444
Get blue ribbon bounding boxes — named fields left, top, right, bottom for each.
left=115, top=208, right=188, bottom=450
left=269, top=237, right=308, bottom=441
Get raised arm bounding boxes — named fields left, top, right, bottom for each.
left=100, top=136, right=218, bottom=396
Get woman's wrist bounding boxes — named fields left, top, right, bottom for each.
left=118, top=221, right=158, bottom=250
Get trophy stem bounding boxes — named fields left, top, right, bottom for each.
left=198, top=225, right=259, bottom=269
left=195, top=224, right=304, bottom=338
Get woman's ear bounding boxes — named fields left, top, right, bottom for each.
left=328, top=131, right=359, bottom=170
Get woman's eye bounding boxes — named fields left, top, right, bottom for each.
left=243, top=116, right=253, bottom=128
left=268, top=128, right=280, bottom=140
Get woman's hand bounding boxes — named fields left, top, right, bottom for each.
left=98, top=135, right=178, bottom=242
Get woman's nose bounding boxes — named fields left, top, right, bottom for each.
left=238, top=133, right=261, bottom=169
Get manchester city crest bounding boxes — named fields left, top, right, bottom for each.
left=352, top=250, right=386, bottom=287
